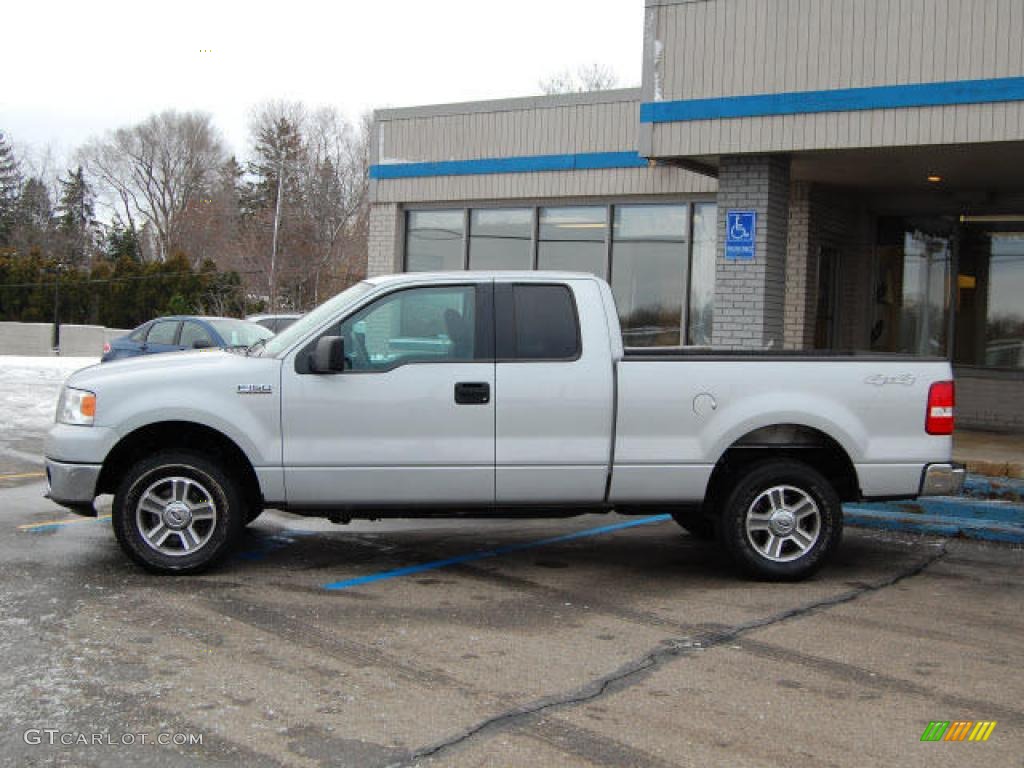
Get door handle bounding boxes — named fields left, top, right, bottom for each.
left=454, top=381, right=490, bottom=405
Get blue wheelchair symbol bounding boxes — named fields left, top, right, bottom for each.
left=725, top=210, right=756, bottom=261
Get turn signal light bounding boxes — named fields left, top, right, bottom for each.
left=926, top=381, right=955, bottom=435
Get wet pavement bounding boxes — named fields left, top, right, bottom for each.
left=1, top=477, right=1022, bottom=767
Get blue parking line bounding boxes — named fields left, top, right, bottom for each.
left=322, top=514, right=672, bottom=591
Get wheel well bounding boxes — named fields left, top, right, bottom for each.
left=704, top=425, right=860, bottom=512
left=97, top=421, right=262, bottom=511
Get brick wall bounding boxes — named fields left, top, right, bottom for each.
left=784, top=183, right=814, bottom=350
left=367, top=203, right=401, bottom=278
left=957, top=372, right=1024, bottom=432
left=712, top=155, right=790, bottom=350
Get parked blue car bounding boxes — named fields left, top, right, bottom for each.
left=101, top=316, right=274, bottom=363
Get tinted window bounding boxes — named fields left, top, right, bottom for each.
left=537, top=206, right=606, bottom=277
left=129, top=325, right=148, bottom=342
left=406, top=210, right=465, bottom=271
left=469, top=208, right=532, bottom=270
left=611, top=205, right=688, bottom=348
left=339, top=286, right=479, bottom=371
left=146, top=321, right=179, bottom=345
left=503, top=285, right=579, bottom=360
left=180, top=321, right=214, bottom=348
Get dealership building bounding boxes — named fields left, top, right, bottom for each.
left=367, top=0, right=1024, bottom=431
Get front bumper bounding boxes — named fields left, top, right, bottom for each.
left=44, top=458, right=101, bottom=515
left=919, top=462, right=966, bottom=497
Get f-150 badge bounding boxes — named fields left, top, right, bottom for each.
left=237, top=384, right=273, bottom=394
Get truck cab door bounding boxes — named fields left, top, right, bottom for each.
left=494, top=280, right=615, bottom=504
left=280, top=282, right=495, bottom=506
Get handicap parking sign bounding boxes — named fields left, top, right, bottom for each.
left=725, top=210, right=757, bottom=261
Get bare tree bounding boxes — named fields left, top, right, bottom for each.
left=540, top=63, right=620, bottom=95
left=79, top=111, right=227, bottom=261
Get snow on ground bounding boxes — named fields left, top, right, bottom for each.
left=0, top=356, right=98, bottom=469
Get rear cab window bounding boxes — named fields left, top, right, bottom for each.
left=497, top=283, right=581, bottom=361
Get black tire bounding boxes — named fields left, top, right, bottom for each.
left=669, top=508, right=717, bottom=541
left=717, top=459, right=842, bottom=581
left=112, top=450, right=247, bottom=574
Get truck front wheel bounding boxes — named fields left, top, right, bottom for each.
left=112, top=451, right=247, bottom=574
left=718, top=459, right=842, bottom=581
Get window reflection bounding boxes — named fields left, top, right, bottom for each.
left=537, top=206, right=607, bottom=277
left=955, top=228, right=1024, bottom=368
left=688, top=203, right=716, bottom=346
left=469, top=208, right=532, bottom=270
left=406, top=211, right=464, bottom=271
left=611, top=205, right=689, bottom=347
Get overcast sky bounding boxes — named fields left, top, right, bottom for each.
left=4, top=0, right=642, bottom=168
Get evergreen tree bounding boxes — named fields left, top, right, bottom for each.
left=56, top=166, right=98, bottom=267
left=13, top=177, right=54, bottom=252
left=0, top=131, right=23, bottom=246
left=105, top=217, right=141, bottom=262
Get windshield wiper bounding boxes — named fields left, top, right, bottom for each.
left=245, top=337, right=268, bottom=356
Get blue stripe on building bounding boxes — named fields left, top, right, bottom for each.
left=369, top=150, right=649, bottom=180
left=640, top=76, right=1024, bottom=123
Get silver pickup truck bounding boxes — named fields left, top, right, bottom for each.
left=44, top=272, right=963, bottom=580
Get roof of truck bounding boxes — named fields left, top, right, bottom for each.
left=364, top=271, right=601, bottom=286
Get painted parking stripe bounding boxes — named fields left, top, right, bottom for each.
left=0, top=471, right=46, bottom=480
left=322, top=514, right=672, bottom=591
left=19, top=515, right=111, bottom=532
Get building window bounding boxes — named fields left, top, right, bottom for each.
left=955, top=227, right=1024, bottom=369
left=469, top=208, right=532, bottom=270
left=537, top=206, right=607, bottom=277
left=406, top=210, right=465, bottom=271
left=688, top=202, right=717, bottom=346
left=611, top=204, right=689, bottom=347
left=404, top=201, right=714, bottom=349
left=872, top=221, right=951, bottom=357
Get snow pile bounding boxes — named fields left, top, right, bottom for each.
left=0, top=357, right=98, bottom=462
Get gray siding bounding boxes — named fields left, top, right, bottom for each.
left=378, top=92, right=642, bottom=164
left=372, top=90, right=716, bottom=203
left=372, top=167, right=716, bottom=204
left=643, top=0, right=1024, bottom=155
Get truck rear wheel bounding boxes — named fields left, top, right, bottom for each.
left=112, top=451, right=246, bottom=574
left=718, top=459, right=842, bottom=581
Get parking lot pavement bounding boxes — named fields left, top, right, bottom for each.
left=2, top=478, right=1022, bottom=768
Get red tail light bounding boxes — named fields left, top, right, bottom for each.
left=926, top=380, right=955, bottom=435
left=102, top=342, right=111, bottom=354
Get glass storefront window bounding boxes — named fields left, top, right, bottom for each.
left=537, top=206, right=607, bottom=277
left=955, top=228, right=1024, bottom=368
left=872, top=221, right=950, bottom=357
left=688, top=203, right=716, bottom=346
left=611, top=205, right=689, bottom=347
left=406, top=211, right=464, bottom=271
left=468, top=208, right=532, bottom=270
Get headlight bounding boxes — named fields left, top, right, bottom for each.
left=56, top=386, right=97, bottom=426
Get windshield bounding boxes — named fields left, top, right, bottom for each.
left=260, top=281, right=376, bottom=357
left=207, top=319, right=275, bottom=347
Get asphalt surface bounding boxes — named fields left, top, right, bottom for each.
left=2, top=476, right=1023, bottom=768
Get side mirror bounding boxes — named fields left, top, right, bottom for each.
left=193, top=339, right=214, bottom=349
left=310, top=336, right=346, bottom=373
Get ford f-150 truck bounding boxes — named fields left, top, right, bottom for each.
left=43, top=272, right=964, bottom=580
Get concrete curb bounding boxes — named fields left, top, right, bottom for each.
left=844, top=475, right=1024, bottom=544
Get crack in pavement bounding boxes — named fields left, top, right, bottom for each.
left=391, top=544, right=949, bottom=767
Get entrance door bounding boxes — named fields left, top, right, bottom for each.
left=281, top=282, right=495, bottom=506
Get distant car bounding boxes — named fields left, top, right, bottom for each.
left=101, top=316, right=274, bottom=363
left=247, top=313, right=302, bottom=333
